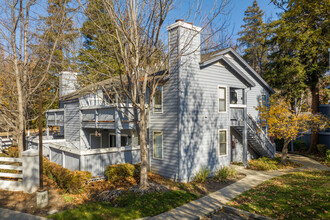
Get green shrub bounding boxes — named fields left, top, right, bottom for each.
left=248, top=157, right=302, bottom=170
left=294, top=140, right=307, bottom=152
left=248, top=157, right=278, bottom=171
left=214, top=166, right=237, bottom=182
left=326, top=150, right=330, bottom=163
left=194, top=166, right=210, bottom=183
left=105, top=163, right=136, bottom=182
left=133, top=163, right=141, bottom=178
left=274, top=139, right=284, bottom=151
left=43, top=158, right=92, bottom=193
left=317, top=144, right=326, bottom=156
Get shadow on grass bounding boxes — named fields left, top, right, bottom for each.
left=49, top=190, right=198, bottom=220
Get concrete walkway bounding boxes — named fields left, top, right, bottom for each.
left=151, top=154, right=329, bottom=220
left=0, top=208, right=48, bottom=220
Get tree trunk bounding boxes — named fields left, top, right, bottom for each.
left=309, top=86, right=319, bottom=153
left=138, top=110, right=149, bottom=189
left=281, top=139, right=290, bottom=165
left=38, top=92, right=43, bottom=189
left=15, top=72, right=25, bottom=158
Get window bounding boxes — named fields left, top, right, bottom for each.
left=230, top=88, right=238, bottom=104
left=218, top=87, right=226, bottom=112
left=90, top=133, right=102, bottom=149
left=261, top=95, right=267, bottom=106
left=121, top=135, right=128, bottom=147
left=109, top=134, right=130, bottom=147
left=153, top=86, right=163, bottom=113
left=219, top=130, right=227, bottom=156
left=153, top=131, right=163, bottom=159
left=109, top=134, right=116, bottom=147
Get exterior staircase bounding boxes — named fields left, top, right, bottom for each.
left=233, top=113, right=275, bottom=158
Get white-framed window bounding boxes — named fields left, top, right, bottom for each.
left=109, top=133, right=116, bottom=148
left=121, top=134, right=129, bottom=147
left=219, top=129, right=227, bottom=156
left=108, top=133, right=129, bottom=147
left=153, top=131, right=163, bottom=159
left=230, top=88, right=238, bottom=104
left=90, top=132, right=102, bottom=149
left=153, top=85, right=163, bottom=113
left=218, top=86, right=227, bottom=112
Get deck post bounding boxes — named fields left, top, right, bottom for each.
left=22, top=149, right=39, bottom=193
left=46, top=127, right=49, bottom=139
left=242, top=89, right=248, bottom=166
left=115, top=109, right=123, bottom=163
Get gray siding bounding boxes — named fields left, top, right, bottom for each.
left=51, top=148, right=62, bottom=165
left=64, top=101, right=80, bottom=142
left=64, top=152, right=80, bottom=170
left=225, top=54, right=270, bottom=120
left=148, top=27, right=180, bottom=180
left=83, top=150, right=140, bottom=176
left=149, top=71, right=180, bottom=179
left=179, top=59, right=247, bottom=181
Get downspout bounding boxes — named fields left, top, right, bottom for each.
left=177, top=28, right=183, bottom=182
left=242, top=87, right=250, bottom=166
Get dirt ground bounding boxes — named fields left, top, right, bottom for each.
left=0, top=172, right=246, bottom=217
left=0, top=177, right=72, bottom=216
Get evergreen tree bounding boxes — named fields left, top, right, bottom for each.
left=238, top=0, right=267, bottom=76
left=265, top=0, right=329, bottom=152
left=38, top=0, right=79, bottom=73
left=78, top=0, right=121, bottom=84
left=28, top=0, right=79, bottom=129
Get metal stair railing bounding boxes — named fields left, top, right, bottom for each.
left=247, top=113, right=275, bottom=157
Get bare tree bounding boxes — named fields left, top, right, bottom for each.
left=0, top=0, right=78, bottom=156
left=78, top=0, right=231, bottom=189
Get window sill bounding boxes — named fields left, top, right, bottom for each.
left=230, top=104, right=246, bottom=108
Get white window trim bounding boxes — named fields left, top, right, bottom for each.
left=120, top=134, right=129, bottom=147
left=108, top=133, right=116, bottom=148
left=218, top=129, right=228, bottom=157
left=152, top=131, right=163, bottom=160
left=90, top=133, right=102, bottom=148
left=153, top=85, right=163, bottom=114
left=218, top=85, right=228, bottom=113
left=108, top=133, right=129, bottom=147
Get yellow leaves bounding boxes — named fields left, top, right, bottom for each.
left=256, top=98, right=330, bottom=141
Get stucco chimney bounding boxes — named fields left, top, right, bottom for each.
left=59, top=71, right=78, bottom=97
left=167, top=20, right=202, bottom=72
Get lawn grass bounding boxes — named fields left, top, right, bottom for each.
left=228, top=171, right=330, bottom=220
left=48, top=190, right=198, bottom=219
left=248, top=157, right=302, bottom=171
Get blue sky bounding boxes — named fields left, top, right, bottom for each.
left=230, top=0, right=281, bottom=39
left=166, top=0, right=282, bottom=42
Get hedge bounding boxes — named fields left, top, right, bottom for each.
left=43, top=158, right=92, bottom=193
left=105, top=163, right=140, bottom=182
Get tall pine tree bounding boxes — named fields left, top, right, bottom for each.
left=38, top=0, right=79, bottom=73
left=238, top=0, right=267, bottom=76
left=78, top=0, right=121, bottom=84
left=265, top=0, right=329, bottom=152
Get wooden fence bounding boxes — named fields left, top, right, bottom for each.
left=0, top=137, right=13, bottom=150
left=0, top=149, right=39, bottom=193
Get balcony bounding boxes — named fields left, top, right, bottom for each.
left=230, top=104, right=245, bottom=127
left=81, top=105, right=137, bottom=130
left=46, top=109, right=64, bottom=126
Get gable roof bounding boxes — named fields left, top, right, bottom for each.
left=200, top=48, right=275, bottom=94
left=61, top=70, right=169, bottom=101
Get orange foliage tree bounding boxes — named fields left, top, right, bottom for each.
left=257, top=97, right=329, bottom=165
